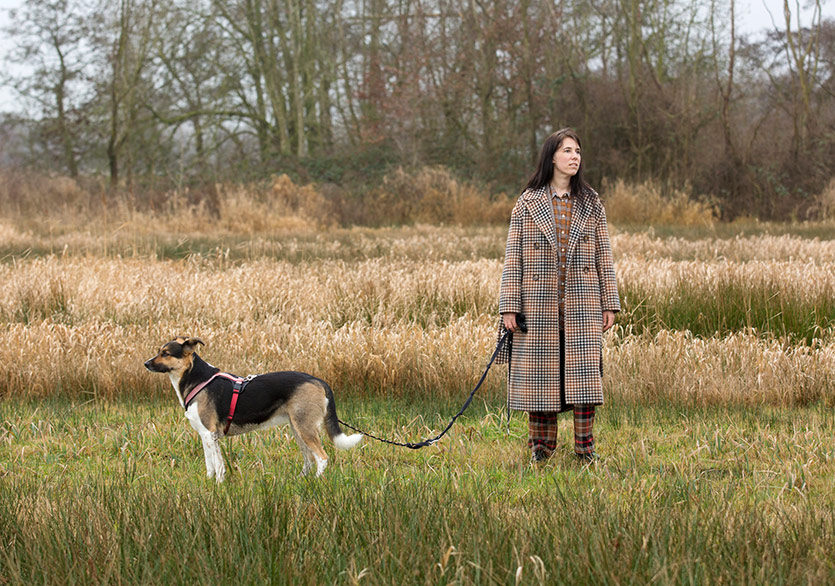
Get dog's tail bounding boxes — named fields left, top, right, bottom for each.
left=321, top=380, right=363, bottom=450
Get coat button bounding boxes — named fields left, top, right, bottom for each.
left=583, top=266, right=590, bottom=273
left=533, top=242, right=540, bottom=250
left=533, top=274, right=539, bottom=281
left=583, top=234, right=590, bottom=242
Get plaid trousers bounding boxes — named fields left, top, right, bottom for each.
left=528, top=406, right=596, bottom=456
left=527, top=329, right=597, bottom=456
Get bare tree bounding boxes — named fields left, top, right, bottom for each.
left=781, top=0, right=823, bottom=162
left=85, top=0, right=160, bottom=188
left=2, top=0, right=89, bottom=176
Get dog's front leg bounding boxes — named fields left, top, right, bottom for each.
left=200, top=434, right=215, bottom=477
left=209, top=433, right=225, bottom=483
left=196, top=429, right=225, bottom=481
left=186, top=405, right=226, bottom=483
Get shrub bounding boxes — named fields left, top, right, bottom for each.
left=603, top=178, right=717, bottom=226
left=810, top=177, right=835, bottom=221
left=366, top=166, right=513, bottom=226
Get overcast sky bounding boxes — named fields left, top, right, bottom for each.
left=0, top=0, right=832, bottom=115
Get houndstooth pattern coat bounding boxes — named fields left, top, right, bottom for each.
left=497, top=185, right=620, bottom=411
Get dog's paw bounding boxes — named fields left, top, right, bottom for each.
left=314, top=455, right=328, bottom=477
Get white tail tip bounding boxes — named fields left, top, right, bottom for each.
left=333, top=433, right=363, bottom=450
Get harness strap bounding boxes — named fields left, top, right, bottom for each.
left=183, top=372, right=244, bottom=409
left=223, top=378, right=251, bottom=435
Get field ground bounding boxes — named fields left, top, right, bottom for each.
left=2, top=398, right=835, bottom=584
left=1, top=219, right=835, bottom=584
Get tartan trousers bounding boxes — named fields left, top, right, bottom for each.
left=527, top=329, right=597, bottom=456
left=528, top=406, right=596, bottom=456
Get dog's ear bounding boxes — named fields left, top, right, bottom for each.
left=182, top=337, right=205, bottom=354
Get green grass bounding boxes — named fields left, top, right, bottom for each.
left=2, top=398, right=834, bottom=584
left=620, top=280, right=835, bottom=343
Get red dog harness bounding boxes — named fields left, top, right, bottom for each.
left=183, top=372, right=254, bottom=435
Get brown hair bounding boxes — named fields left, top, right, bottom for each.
left=524, top=128, right=591, bottom=198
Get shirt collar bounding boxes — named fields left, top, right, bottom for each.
left=549, top=185, right=571, bottom=200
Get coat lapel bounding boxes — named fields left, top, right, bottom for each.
left=522, top=186, right=558, bottom=252
left=566, top=190, right=593, bottom=270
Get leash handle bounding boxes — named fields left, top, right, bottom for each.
left=338, top=331, right=511, bottom=450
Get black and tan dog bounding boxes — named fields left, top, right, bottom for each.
left=144, top=337, right=362, bottom=482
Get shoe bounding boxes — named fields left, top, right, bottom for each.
left=532, top=448, right=550, bottom=463
left=576, top=452, right=600, bottom=463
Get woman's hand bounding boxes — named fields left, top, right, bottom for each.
left=502, top=312, right=519, bottom=333
left=603, top=310, right=615, bottom=332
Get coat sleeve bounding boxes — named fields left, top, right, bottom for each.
left=499, top=200, right=524, bottom=315
left=595, top=204, right=621, bottom=313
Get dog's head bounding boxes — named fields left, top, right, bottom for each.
left=144, top=337, right=204, bottom=374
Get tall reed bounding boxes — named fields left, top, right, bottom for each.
left=0, top=253, right=833, bottom=402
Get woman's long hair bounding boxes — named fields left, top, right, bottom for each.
left=524, top=128, right=591, bottom=198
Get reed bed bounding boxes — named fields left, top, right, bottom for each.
left=613, top=231, right=835, bottom=262
left=617, top=257, right=835, bottom=341
left=1, top=319, right=832, bottom=407
left=0, top=248, right=833, bottom=401
left=6, top=214, right=835, bottom=263
left=2, top=255, right=834, bottom=331
left=0, top=220, right=507, bottom=262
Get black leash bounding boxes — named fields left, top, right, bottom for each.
left=338, top=319, right=523, bottom=449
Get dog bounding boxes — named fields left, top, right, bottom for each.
left=144, top=336, right=362, bottom=482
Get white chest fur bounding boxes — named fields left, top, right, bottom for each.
left=184, top=402, right=226, bottom=482
left=168, top=373, right=185, bottom=408
left=184, top=402, right=209, bottom=434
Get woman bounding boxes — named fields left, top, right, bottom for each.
left=498, top=128, right=620, bottom=463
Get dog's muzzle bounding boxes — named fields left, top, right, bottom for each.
left=144, top=359, right=168, bottom=372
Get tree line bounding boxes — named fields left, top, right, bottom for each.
left=2, top=0, right=833, bottom=220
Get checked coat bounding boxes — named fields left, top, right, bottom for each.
left=497, top=185, right=620, bottom=412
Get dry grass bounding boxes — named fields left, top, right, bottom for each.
left=0, top=172, right=335, bottom=235
left=603, top=178, right=717, bottom=226
left=811, top=177, right=835, bottom=221
left=0, top=256, right=503, bottom=400
left=1, top=169, right=734, bottom=235
left=608, top=329, right=835, bottom=407
left=615, top=257, right=835, bottom=300
left=367, top=166, right=514, bottom=226
left=0, top=252, right=832, bottom=404
left=612, top=231, right=835, bottom=262
left=0, top=174, right=832, bottom=405
left=0, top=168, right=512, bottom=232
left=2, top=318, right=832, bottom=406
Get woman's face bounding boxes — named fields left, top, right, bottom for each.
left=552, top=137, right=581, bottom=180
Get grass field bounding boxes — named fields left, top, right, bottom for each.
left=2, top=399, right=834, bottom=584
left=1, top=206, right=835, bottom=584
